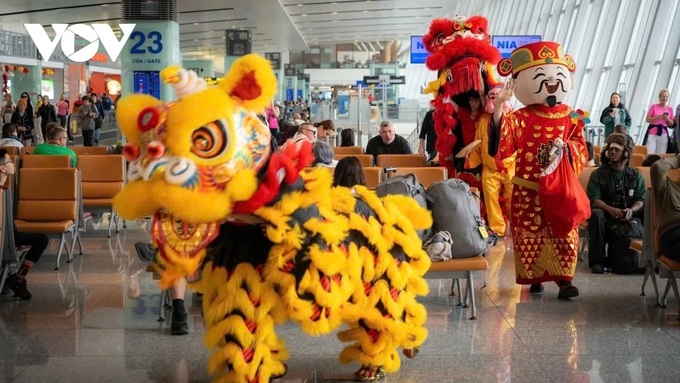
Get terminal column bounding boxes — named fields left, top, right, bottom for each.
left=120, top=0, right=180, bottom=103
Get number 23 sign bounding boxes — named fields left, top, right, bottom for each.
left=129, top=31, right=163, bottom=54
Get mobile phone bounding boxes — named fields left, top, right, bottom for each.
left=664, top=112, right=669, bottom=116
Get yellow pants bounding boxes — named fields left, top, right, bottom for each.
left=482, top=165, right=514, bottom=235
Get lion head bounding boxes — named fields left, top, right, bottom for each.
left=113, top=54, right=276, bottom=276
left=423, top=15, right=500, bottom=106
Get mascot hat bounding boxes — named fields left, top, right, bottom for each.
left=497, top=41, right=576, bottom=77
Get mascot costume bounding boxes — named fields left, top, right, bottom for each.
left=466, top=85, right=516, bottom=237
left=113, top=54, right=432, bottom=383
left=422, top=15, right=501, bottom=189
left=489, top=41, right=590, bottom=299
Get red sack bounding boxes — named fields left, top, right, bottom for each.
left=538, top=150, right=591, bottom=237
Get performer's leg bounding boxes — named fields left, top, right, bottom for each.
left=502, top=167, right=515, bottom=221
left=338, top=281, right=427, bottom=381
left=587, top=209, right=608, bottom=273
left=201, top=263, right=288, bottom=383
left=482, top=168, right=505, bottom=235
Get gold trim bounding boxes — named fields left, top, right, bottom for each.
left=512, top=176, right=538, bottom=190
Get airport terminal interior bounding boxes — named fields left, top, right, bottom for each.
left=2, top=0, right=680, bottom=382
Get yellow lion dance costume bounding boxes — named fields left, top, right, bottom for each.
left=113, top=54, right=432, bottom=383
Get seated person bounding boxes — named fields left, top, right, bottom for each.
left=333, top=156, right=366, bottom=189
left=0, top=123, right=24, bottom=148
left=651, top=154, right=680, bottom=265
left=314, top=120, right=335, bottom=141
left=134, top=242, right=190, bottom=336
left=0, top=149, right=49, bottom=300
left=650, top=155, right=680, bottom=262
left=340, top=128, right=355, bottom=147
left=281, top=123, right=316, bottom=150
left=312, top=141, right=337, bottom=168
left=33, top=125, right=77, bottom=167
left=365, top=120, right=412, bottom=161
left=585, top=141, right=596, bottom=167
left=586, top=133, right=646, bottom=274
left=614, top=124, right=635, bottom=149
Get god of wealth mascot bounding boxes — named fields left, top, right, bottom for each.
left=488, top=41, right=590, bottom=299
left=422, top=15, right=501, bottom=188
left=113, top=54, right=432, bottom=383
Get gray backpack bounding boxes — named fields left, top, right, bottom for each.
left=375, top=173, right=432, bottom=241
left=426, top=178, right=494, bottom=258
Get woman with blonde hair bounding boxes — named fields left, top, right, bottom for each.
left=1, top=93, right=15, bottom=123
left=643, top=88, right=675, bottom=154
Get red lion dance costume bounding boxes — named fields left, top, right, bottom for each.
left=423, top=15, right=501, bottom=184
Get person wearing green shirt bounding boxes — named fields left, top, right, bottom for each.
left=586, top=133, right=646, bottom=274
left=33, top=124, right=77, bottom=167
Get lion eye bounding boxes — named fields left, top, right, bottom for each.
left=191, top=119, right=229, bottom=159
left=435, top=33, right=445, bottom=45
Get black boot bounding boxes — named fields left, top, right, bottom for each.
left=529, top=283, right=544, bottom=294
left=171, top=299, right=189, bottom=335
left=557, top=281, right=579, bottom=300
left=6, top=274, right=32, bottom=300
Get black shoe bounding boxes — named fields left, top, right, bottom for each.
left=171, top=311, right=189, bottom=335
left=529, top=283, right=544, bottom=294
left=6, top=274, right=32, bottom=300
left=591, top=263, right=605, bottom=274
left=558, top=284, right=579, bottom=300
left=134, top=242, right=157, bottom=263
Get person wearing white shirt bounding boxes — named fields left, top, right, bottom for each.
left=0, top=123, right=24, bottom=148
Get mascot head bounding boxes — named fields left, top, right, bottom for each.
left=113, top=54, right=276, bottom=274
left=497, top=41, right=576, bottom=107
left=423, top=15, right=500, bottom=107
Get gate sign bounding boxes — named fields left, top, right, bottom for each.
left=491, top=35, right=542, bottom=59
left=410, top=35, right=428, bottom=64
left=25, top=24, right=136, bottom=62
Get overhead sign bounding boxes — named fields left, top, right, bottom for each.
left=363, top=75, right=405, bottom=85
left=25, top=23, right=136, bottom=62
left=410, top=35, right=429, bottom=64
left=491, top=35, right=542, bottom=59
left=265, top=52, right=281, bottom=70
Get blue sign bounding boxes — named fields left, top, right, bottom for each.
left=410, top=35, right=429, bottom=64
left=297, top=90, right=303, bottom=100
left=492, top=35, right=542, bottom=59
left=286, top=89, right=294, bottom=101
left=133, top=71, right=161, bottom=99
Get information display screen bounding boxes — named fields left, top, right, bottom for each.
left=133, top=71, right=161, bottom=99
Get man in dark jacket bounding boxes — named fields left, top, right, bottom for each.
left=37, top=95, right=57, bottom=140
left=418, top=109, right=437, bottom=161
left=365, top=120, right=412, bottom=161
left=586, top=133, right=646, bottom=274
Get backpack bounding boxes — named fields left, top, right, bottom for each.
left=426, top=178, right=494, bottom=258
left=606, top=218, right=646, bottom=275
left=375, top=173, right=432, bottom=241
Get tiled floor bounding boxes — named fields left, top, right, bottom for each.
left=2, top=224, right=680, bottom=382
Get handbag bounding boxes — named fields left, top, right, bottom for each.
left=538, top=149, right=591, bottom=237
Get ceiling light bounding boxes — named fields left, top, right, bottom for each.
left=302, top=13, right=307, bottom=16
left=332, top=11, right=338, bottom=14
left=297, top=3, right=303, bottom=6
left=193, top=22, right=199, bottom=25
left=363, top=10, right=367, bottom=12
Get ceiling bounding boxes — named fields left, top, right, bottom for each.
left=0, top=0, right=457, bottom=60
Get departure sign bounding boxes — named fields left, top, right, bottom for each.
left=133, top=71, right=161, bottom=99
